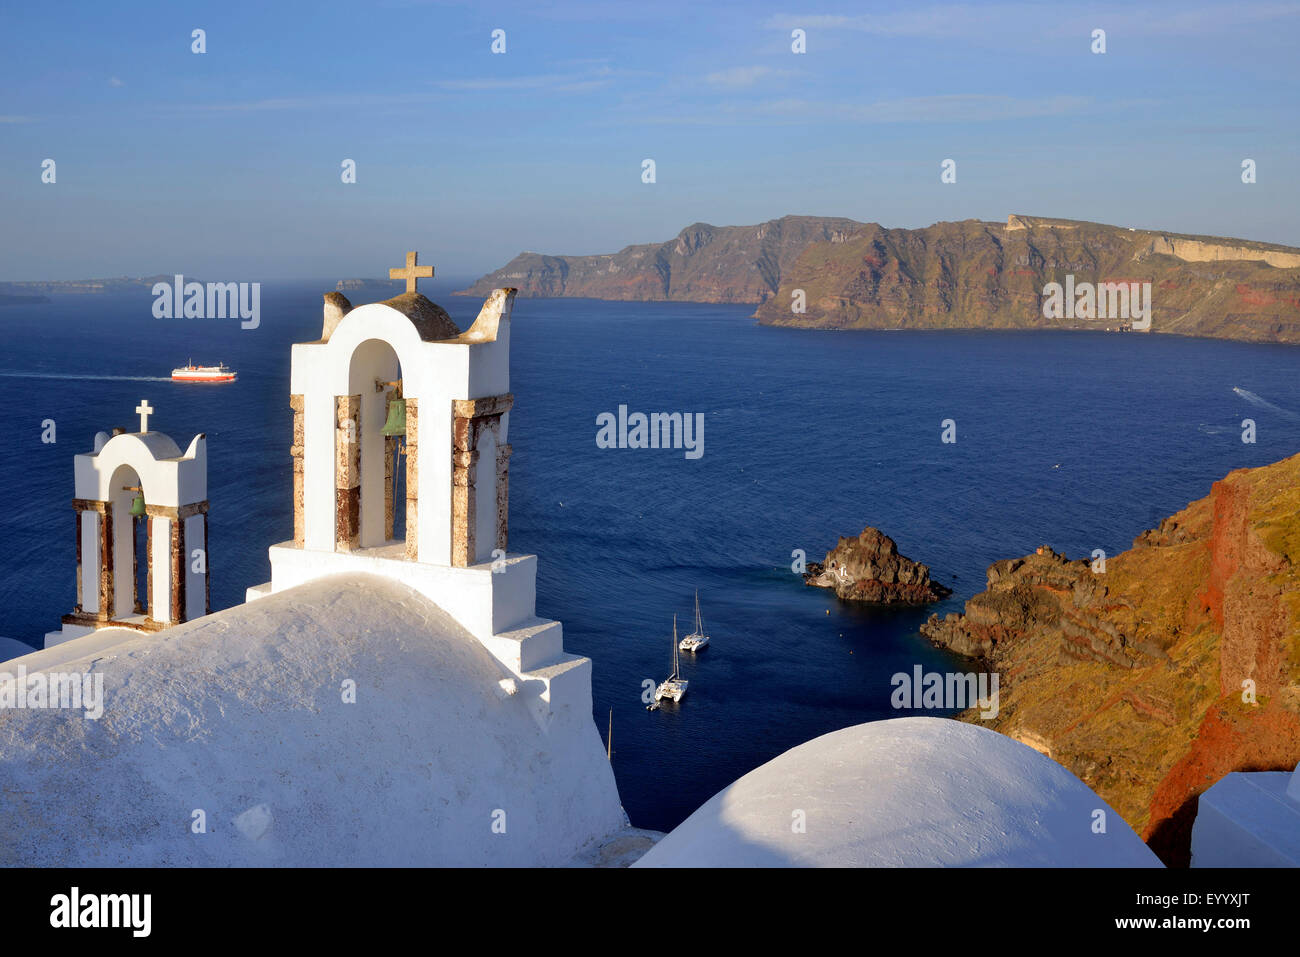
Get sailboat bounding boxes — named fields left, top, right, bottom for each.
left=679, top=590, right=710, bottom=652
left=654, top=615, right=689, bottom=703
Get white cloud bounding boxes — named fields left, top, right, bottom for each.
left=704, top=66, right=795, bottom=89
left=109, top=76, right=125, bottom=87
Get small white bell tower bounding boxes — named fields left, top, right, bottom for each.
left=45, top=400, right=209, bottom=648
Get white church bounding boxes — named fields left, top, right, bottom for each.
left=0, top=257, right=1290, bottom=867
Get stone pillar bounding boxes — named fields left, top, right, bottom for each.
left=450, top=393, right=513, bottom=567
left=99, top=501, right=114, bottom=623
left=451, top=447, right=480, bottom=567
left=335, top=394, right=360, bottom=551
left=405, top=398, right=418, bottom=560
left=74, top=506, right=84, bottom=614
left=170, top=516, right=186, bottom=625
left=290, top=394, right=305, bottom=547
left=132, top=514, right=145, bottom=614
left=145, top=515, right=153, bottom=620
left=203, top=511, right=211, bottom=616
left=496, top=443, right=512, bottom=552
left=383, top=388, right=398, bottom=543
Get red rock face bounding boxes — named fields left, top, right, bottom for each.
left=1146, top=702, right=1300, bottom=867
left=919, top=452, right=1300, bottom=865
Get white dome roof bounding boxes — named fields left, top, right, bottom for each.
left=0, top=575, right=625, bottom=866
left=635, top=717, right=1161, bottom=867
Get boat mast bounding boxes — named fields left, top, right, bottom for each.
left=607, top=709, right=613, bottom=761
left=671, top=614, right=680, bottom=679
left=695, top=590, right=703, bottom=634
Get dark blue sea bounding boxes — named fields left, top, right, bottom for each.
left=2, top=280, right=1298, bottom=831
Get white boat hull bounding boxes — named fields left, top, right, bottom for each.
left=679, top=634, right=709, bottom=652
left=655, top=679, right=688, bottom=702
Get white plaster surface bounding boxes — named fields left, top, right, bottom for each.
left=0, top=575, right=627, bottom=866
left=634, top=717, right=1163, bottom=868
left=1190, top=768, right=1300, bottom=867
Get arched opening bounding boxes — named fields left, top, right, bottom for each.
left=108, top=463, right=147, bottom=621
left=347, top=338, right=413, bottom=551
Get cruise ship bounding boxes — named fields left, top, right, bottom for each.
left=172, top=361, right=236, bottom=383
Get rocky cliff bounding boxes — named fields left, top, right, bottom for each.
left=456, top=216, right=863, bottom=303
left=462, top=214, right=1300, bottom=344
left=920, top=452, right=1300, bottom=865
left=805, top=526, right=952, bottom=603
left=758, top=215, right=1300, bottom=343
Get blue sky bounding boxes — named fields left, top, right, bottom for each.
left=2, top=0, right=1298, bottom=280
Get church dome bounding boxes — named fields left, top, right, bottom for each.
left=0, top=575, right=626, bottom=866
left=380, top=291, right=461, bottom=341
left=634, top=717, right=1162, bottom=867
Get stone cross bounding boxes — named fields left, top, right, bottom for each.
left=135, top=399, right=154, bottom=433
left=389, top=251, right=434, bottom=295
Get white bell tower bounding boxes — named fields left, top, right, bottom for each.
left=246, top=255, right=592, bottom=728
left=46, top=400, right=209, bottom=648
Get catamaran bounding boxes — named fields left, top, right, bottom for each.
left=679, top=590, right=710, bottom=652
left=654, top=615, right=688, bottom=704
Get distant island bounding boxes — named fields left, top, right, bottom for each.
left=0, top=275, right=191, bottom=297
left=458, top=214, right=1300, bottom=344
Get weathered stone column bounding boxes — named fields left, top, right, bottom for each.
left=496, top=443, right=512, bottom=552
left=202, top=511, right=211, bottom=616
left=335, top=394, right=360, bottom=551
left=99, top=501, right=114, bottom=622
left=405, top=398, right=418, bottom=560
left=74, top=506, right=84, bottom=614
left=146, top=515, right=154, bottom=622
left=450, top=393, right=513, bottom=567
left=290, top=394, right=305, bottom=547
left=170, top=515, right=186, bottom=625
left=132, top=514, right=145, bottom=614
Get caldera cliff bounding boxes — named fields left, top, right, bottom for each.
left=921, top=452, right=1300, bottom=865
left=461, top=214, right=1300, bottom=344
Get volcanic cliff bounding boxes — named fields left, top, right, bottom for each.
left=920, top=452, right=1300, bottom=865
left=805, top=526, right=952, bottom=604
left=461, top=214, right=1300, bottom=344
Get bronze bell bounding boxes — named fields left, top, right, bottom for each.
left=380, top=397, right=407, bottom=437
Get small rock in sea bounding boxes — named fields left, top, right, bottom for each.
left=804, top=526, right=952, bottom=605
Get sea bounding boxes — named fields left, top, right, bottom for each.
left=2, top=280, right=1298, bottom=832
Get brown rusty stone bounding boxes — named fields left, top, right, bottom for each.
left=203, top=513, right=210, bottom=616
left=405, top=399, right=418, bottom=559
left=452, top=393, right=513, bottom=420
left=132, top=514, right=144, bottom=614
left=74, top=507, right=83, bottom=613
left=146, top=515, right=153, bottom=620
left=291, top=393, right=305, bottom=546
left=335, top=394, right=360, bottom=550
left=384, top=434, right=395, bottom=541
left=99, top=504, right=114, bottom=622
left=170, top=517, right=186, bottom=624
left=496, top=443, right=511, bottom=552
